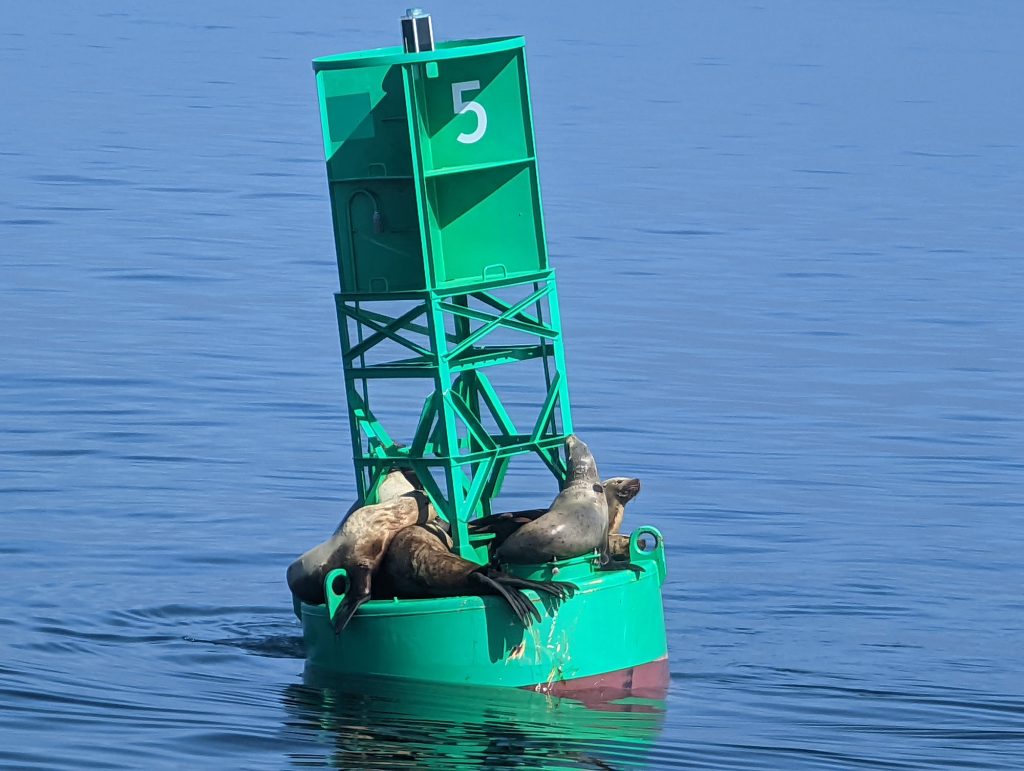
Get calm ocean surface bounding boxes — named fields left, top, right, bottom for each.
left=2, top=2, right=1023, bottom=768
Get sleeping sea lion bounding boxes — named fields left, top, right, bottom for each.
left=495, top=435, right=610, bottom=564
left=286, top=478, right=435, bottom=632
left=382, top=521, right=576, bottom=628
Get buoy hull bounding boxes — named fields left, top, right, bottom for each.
left=299, top=527, right=668, bottom=690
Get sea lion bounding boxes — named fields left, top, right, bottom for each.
left=471, top=475, right=642, bottom=556
left=495, top=435, right=610, bottom=564
left=607, top=533, right=631, bottom=561
left=382, top=521, right=576, bottom=628
left=338, top=466, right=420, bottom=523
left=286, top=467, right=421, bottom=606
left=604, top=476, right=641, bottom=534
left=466, top=508, right=546, bottom=547
left=286, top=481, right=435, bottom=633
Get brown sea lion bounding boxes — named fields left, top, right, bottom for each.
left=338, top=466, right=421, bottom=524
left=607, top=533, right=631, bottom=561
left=381, top=521, right=576, bottom=628
left=286, top=479, right=435, bottom=633
left=605, top=477, right=641, bottom=534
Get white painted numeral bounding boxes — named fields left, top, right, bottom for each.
left=451, top=80, right=487, bottom=144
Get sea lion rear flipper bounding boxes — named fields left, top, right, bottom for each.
left=468, top=509, right=547, bottom=551
left=469, top=508, right=546, bottom=530
left=471, top=573, right=540, bottom=627
left=490, top=573, right=577, bottom=602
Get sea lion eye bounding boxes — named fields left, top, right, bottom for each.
left=593, top=483, right=604, bottom=494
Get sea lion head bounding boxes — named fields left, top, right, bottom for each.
left=603, top=477, right=641, bottom=505
left=603, top=476, right=641, bottom=535
left=565, top=434, right=600, bottom=485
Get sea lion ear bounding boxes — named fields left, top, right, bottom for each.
left=593, top=483, right=604, bottom=494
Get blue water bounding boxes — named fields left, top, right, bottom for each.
left=3, top=2, right=1023, bottom=768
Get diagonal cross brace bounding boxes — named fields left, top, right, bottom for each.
left=348, top=391, right=397, bottom=452
left=437, top=300, right=557, bottom=340
left=446, top=388, right=498, bottom=452
left=342, top=303, right=431, bottom=361
left=471, top=289, right=551, bottom=328
left=474, top=372, right=518, bottom=437
left=444, top=284, right=552, bottom=360
left=530, top=371, right=563, bottom=442
left=354, top=306, right=462, bottom=346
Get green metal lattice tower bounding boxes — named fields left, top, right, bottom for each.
left=314, top=35, right=573, bottom=559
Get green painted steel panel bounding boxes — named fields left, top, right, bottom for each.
left=415, top=50, right=531, bottom=171
left=314, top=37, right=546, bottom=294
left=426, top=165, right=543, bottom=284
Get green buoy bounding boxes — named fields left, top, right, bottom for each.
left=297, top=18, right=668, bottom=693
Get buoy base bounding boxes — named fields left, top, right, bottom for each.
left=298, top=526, right=668, bottom=690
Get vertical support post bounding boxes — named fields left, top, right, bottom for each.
left=428, top=292, right=474, bottom=558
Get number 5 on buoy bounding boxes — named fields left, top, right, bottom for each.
left=452, top=80, right=487, bottom=144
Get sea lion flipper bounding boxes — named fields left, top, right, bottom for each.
left=597, top=561, right=645, bottom=578
left=331, top=596, right=364, bottom=634
left=483, top=573, right=543, bottom=624
left=490, top=573, right=577, bottom=602
left=331, top=566, right=372, bottom=635
left=472, top=573, right=537, bottom=628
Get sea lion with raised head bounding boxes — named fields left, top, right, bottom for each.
left=495, top=435, right=610, bottom=564
left=382, top=521, right=576, bottom=628
left=286, top=472, right=435, bottom=632
left=604, top=476, right=641, bottom=534
left=471, top=475, right=642, bottom=557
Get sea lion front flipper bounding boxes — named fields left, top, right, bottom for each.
left=330, top=566, right=372, bottom=635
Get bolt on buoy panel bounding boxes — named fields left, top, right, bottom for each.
left=313, top=36, right=572, bottom=559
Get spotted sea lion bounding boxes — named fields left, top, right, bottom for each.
left=495, top=435, right=610, bottom=564
left=471, top=475, right=642, bottom=557
left=286, top=479, right=435, bottom=632
left=382, top=521, right=576, bottom=628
